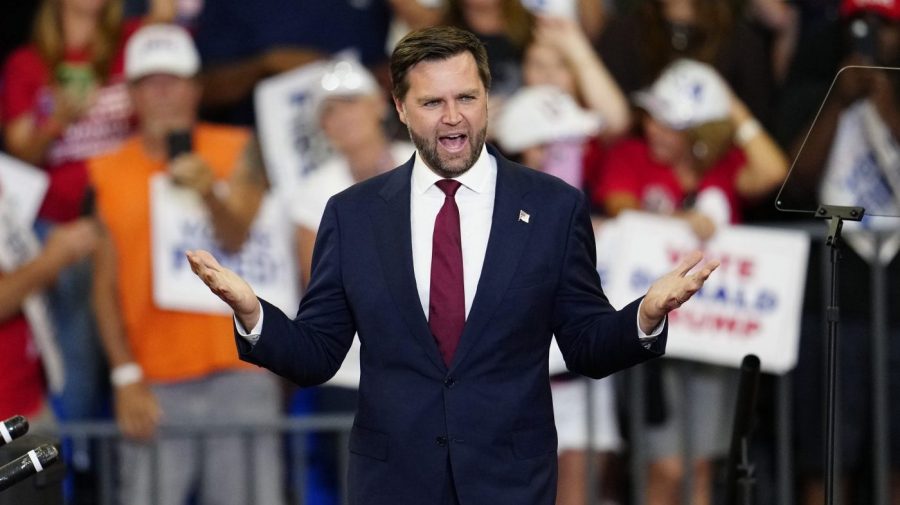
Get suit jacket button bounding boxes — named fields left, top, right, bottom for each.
left=444, top=377, right=456, bottom=388
left=436, top=436, right=448, bottom=447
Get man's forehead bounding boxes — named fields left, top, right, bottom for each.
left=405, top=53, right=483, bottom=95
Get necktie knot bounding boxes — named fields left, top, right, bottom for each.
left=436, top=179, right=462, bottom=198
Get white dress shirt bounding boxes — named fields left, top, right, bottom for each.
left=410, top=144, right=495, bottom=319
left=237, top=146, right=663, bottom=342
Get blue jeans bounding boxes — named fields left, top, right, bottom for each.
left=35, top=220, right=109, bottom=476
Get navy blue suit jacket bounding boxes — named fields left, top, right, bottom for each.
left=236, top=146, right=666, bottom=504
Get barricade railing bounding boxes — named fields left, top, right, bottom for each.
left=58, top=414, right=355, bottom=505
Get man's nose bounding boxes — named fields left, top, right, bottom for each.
left=442, top=102, right=462, bottom=125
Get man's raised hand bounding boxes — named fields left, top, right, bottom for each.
left=638, top=250, right=720, bottom=334
left=185, top=250, right=261, bottom=330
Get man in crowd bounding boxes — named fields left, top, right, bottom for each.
left=88, top=24, right=283, bottom=505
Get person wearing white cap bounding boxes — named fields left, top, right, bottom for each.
left=494, top=85, right=602, bottom=185
left=593, top=59, right=787, bottom=505
left=512, top=13, right=630, bottom=223
left=598, top=59, right=786, bottom=240
left=88, top=23, right=284, bottom=505
left=294, top=58, right=415, bottom=288
left=287, top=59, right=416, bottom=499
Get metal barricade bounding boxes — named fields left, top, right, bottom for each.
left=58, top=414, right=354, bottom=505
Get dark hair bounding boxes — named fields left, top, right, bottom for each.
left=390, top=26, right=491, bottom=101
left=639, top=0, right=733, bottom=84
left=444, top=0, right=535, bottom=50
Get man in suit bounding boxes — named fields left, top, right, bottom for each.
left=187, top=26, right=718, bottom=505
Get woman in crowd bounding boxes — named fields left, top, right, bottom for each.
left=0, top=0, right=139, bottom=432
left=592, top=59, right=786, bottom=505
left=517, top=13, right=630, bottom=195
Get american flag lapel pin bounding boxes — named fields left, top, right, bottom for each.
left=518, top=210, right=530, bottom=224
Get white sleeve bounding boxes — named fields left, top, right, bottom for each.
left=233, top=301, right=265, bottom=345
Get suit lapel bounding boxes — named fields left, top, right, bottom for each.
left=370, top=159, right=448, bottom=373
left=450, top=151, right=534, bottom=372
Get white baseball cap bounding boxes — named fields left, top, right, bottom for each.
left=318, top=59, right=378, bottom=98
left=633, top=59, right=731, bottom=130
left=493, top=85, right=603, bottom=154
left=314, top=58, right=380, bottom=117
left=125, top=24, right=200, bottom=81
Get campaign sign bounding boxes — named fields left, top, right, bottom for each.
left=150, top=174, right=299, bottom=316
left=602, top=211, right=809, bottom=374
left=254, top=59, right=334, bottom=192
left=0, top=153, right=49, bottom=225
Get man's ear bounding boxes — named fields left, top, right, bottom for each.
left=393, top=96, right=407, bottom=125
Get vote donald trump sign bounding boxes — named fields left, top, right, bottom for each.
left=601, top=211, right=809, bottom=374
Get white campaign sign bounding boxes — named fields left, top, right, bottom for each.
left=599, top=211, right=809, bottom=374
left=0, top=153, right=49, bottom=225
left=150, top=174, right=299, bottom=316
left=254, top=59, right=334, bottom=193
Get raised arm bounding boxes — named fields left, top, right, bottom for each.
left=169, top=136, right=269, bottom=252
left=198, top=48, right=323, bottom=110
left=533, top=16, right=631, bottom=138
left=731, top=97, right=789, bottom=200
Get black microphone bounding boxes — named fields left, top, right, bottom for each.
left=725, top=354, right=761, bottom=505
left=0, top=444, right=59, bottom=492
left=0, top=416, right=28, bottom=447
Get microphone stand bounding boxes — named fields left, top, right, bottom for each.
left=735, top=438, right=755, bottom=505
left=815, top=204, right=864, bottom=505
left=725, top=355, right=761, bottom=505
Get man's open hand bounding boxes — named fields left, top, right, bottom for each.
left=186, top=250, right=261, bottom=330
left=638, top=250, right=719, bottom=333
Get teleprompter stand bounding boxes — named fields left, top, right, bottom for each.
left=816, top=204, right=865, bottom=505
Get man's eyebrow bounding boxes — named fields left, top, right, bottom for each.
left=414, top=89, right=482, bottom=103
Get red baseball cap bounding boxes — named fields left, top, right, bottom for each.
left=842, top=0, right=900, bottom=20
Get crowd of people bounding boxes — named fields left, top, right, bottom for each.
left=0, top=0, right=899, bottom=504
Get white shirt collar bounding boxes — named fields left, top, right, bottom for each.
left=411, top=143, right=493, bottom=195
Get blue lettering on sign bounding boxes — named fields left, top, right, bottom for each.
left=171, top=219, right=283, bottom=285
left=626, top=267, right=780, bottom=313
left=754, top=290, right=777, bottom=311
left=692, top=284, right=779, bottom=312
left=845, top=152, right=895, bottom=217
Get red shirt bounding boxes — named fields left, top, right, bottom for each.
left=0, top=312, right=45, bottom=419
left=592, top=138, right=747, bottom=223
left=0, top=20, right=141, bottom=222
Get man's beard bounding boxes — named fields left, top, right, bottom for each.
left=407, top=124, right=487, bottom=178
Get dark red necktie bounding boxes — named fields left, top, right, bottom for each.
left=430, top=179, right=465, bottom=366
